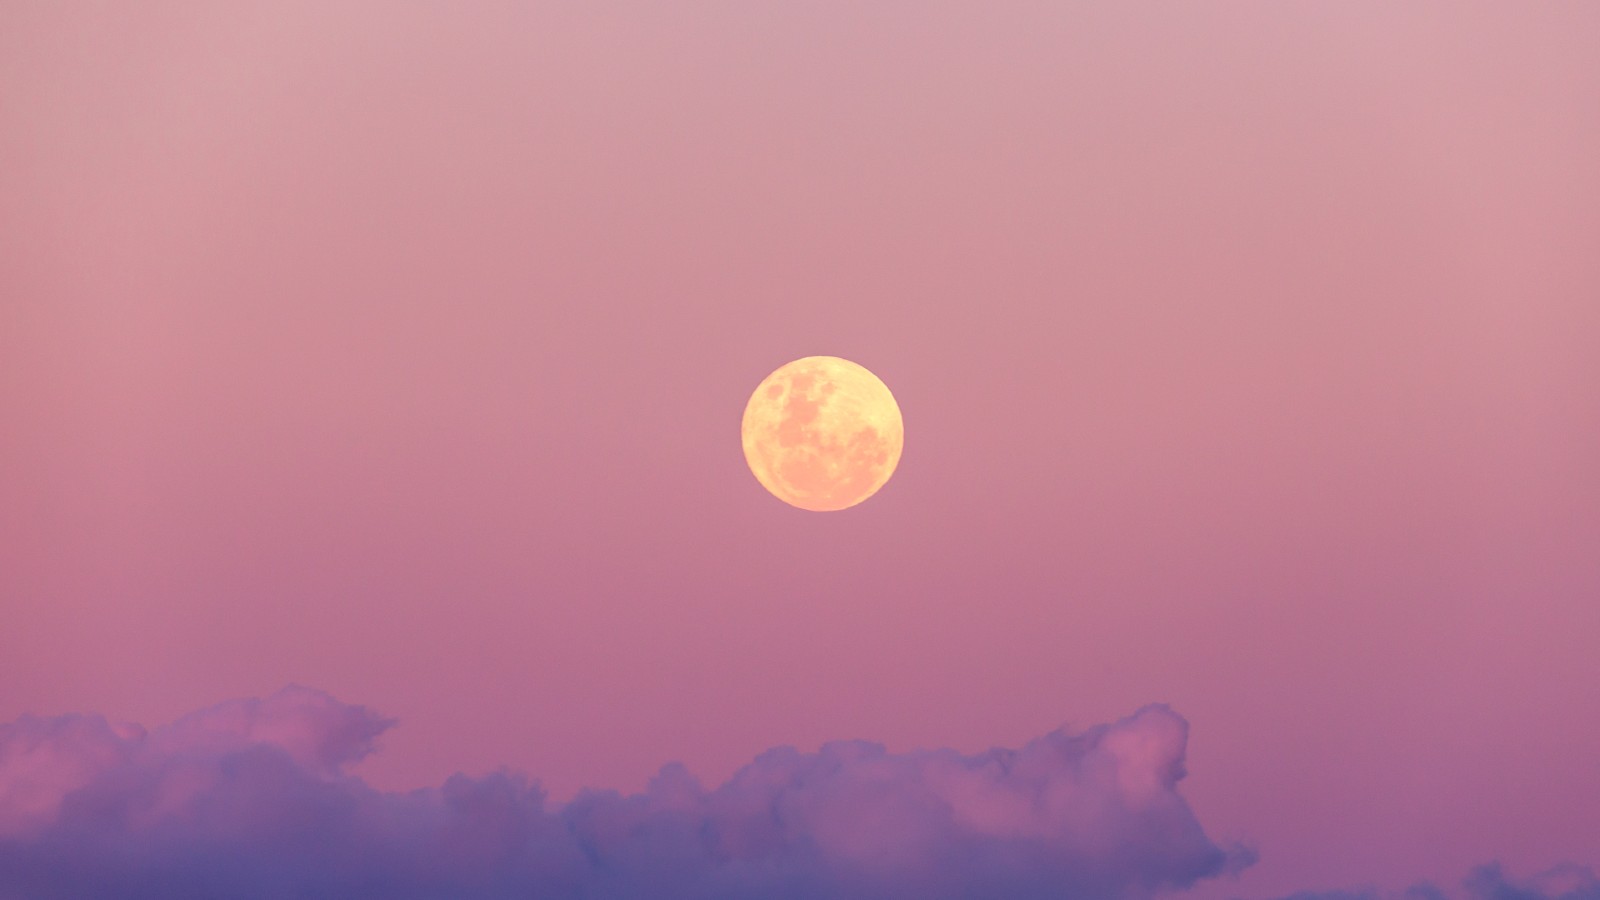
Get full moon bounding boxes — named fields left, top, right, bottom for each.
left=741, top=356, right=904, bottom=512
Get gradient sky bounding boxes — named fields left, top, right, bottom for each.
left=3, top=3, right=1598, bottom=898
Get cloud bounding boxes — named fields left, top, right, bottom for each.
left=1278, top=863, right=1600, bottom=900
left=0, top=687, right=1251, bottom=899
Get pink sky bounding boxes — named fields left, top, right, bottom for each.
left=3, top=4, right=1598, bottom=897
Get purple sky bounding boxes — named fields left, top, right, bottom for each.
left=3, top=4, right=1598, bottom=898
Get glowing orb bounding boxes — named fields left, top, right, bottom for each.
left=740, top=356, right=903, bottom=511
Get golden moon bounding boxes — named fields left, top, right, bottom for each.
left=741, top=356, right=904, bottom=511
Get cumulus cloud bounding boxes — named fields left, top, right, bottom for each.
left=1278, top=863, right=1600, bottom=900
left=0, top=687, right=1251, bottom=899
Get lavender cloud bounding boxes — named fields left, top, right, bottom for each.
left=1277, top=863, right=1600, bottom=900
left=0, top=687, right=1251, bottom=899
